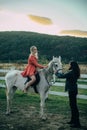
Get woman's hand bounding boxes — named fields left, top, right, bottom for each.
left=44, top=65, right=48, bottom=68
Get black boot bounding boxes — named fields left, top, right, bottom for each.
left=70, top=123, right=81, bottom=128
left=67, top=121, right=74, bottom=124
left=70, top=120, right=81, bottom=128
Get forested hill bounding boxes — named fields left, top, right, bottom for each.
left=0, top=31, right=87, bottom=63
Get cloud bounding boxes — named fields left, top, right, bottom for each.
left=59, top=30, right=87, bottom=37
left=28, top=15, right=53, bottom=25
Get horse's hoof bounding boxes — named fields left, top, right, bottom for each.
left=42, top=117, right=47, bottom=121
left=6, top=112, right=10, bottom=116
left=41, top=116, right=47, bottom=121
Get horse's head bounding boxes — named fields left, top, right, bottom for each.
left=47, top=56, right=62, bottom=83
left=51, top=56, right=62, bottom=73
left=45, top=56, right=62, bottom=84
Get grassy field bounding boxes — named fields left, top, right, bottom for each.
left=0, top=63, right=87, bottom=129
left=0, top=88, right=87, bottom=130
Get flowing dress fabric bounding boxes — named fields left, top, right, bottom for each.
left=21, top=55, right=44, bottom=77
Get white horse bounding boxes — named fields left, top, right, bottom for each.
left=5, top=56, right=62, bottom=120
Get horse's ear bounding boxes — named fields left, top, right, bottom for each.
left=53, top=56, right=54, bottom=60
left=59, top=56, right=61, bottom=62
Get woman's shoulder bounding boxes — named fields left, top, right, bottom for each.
left=29, top=54, right=35, bottom=59
left=29, top=54, right=37, bottom=61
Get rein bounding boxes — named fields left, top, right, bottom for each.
left=43, top=68, right=52, bottom=86
left=42, top=58, right=62, bottom=86
left=57, top=68, right=62, bottom=72
left=43, top=61, right=57, bottom=86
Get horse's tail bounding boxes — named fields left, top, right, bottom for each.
left=5, top=70, right=18, bottom=90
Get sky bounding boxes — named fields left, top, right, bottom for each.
left=0, top=0, right=87, bottom=36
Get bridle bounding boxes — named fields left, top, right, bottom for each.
left=52, top=62, right=62, bottom=83
left=47, top=61, right=62, bottom=84
left=57, top=68, right=62, bottom=72
left=53, top=62, right=62, bottom=73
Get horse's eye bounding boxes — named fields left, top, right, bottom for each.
left=55, top=64, right=58, bottom=67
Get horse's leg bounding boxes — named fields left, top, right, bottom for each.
left=45, top=91, right=49, bottom=101
left=6, top=86, right=11, bottom=115
left=6, top=86, right=17, bottom=115
left=40, top=92, right=47, bottom=120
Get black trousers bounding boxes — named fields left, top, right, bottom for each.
left=68, top=91, right=80, bottom=125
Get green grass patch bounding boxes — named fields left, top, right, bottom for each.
left=78, top=80, right=87, bottom=85
left=0, top=80, right=5, bottom=84
left=50, top=85, right=87, bottom=95
left=1, top=88, right=87, bottom=116
left=56, top=79, right=87, bottom=85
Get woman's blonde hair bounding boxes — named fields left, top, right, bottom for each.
left=30, top=46, right=37, bottom=53
left=30, top=46, right=38, bottom=59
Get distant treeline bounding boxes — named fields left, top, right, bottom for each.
left=0, top=31, right=87, bottom=63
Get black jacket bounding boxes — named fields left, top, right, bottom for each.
left=56, top=70, right=78, bottom=93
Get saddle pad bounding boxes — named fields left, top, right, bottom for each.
left=24, top=73, right=40, bottom=93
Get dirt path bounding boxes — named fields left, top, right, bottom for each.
left=0, top=105, right=87, bottom=130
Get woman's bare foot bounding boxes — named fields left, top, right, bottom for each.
left=23, top=87, right=27, bottom=93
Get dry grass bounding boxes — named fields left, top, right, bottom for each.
left=63, top=64, right=87, bottom=74
left=0, top=63, right=87, bottom=74
left=0, top=63, right=26, bottom=70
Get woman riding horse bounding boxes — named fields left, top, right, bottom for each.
left=21, top=46, right=47, bottom=93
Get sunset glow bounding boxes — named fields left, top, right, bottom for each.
left=0, top=0, right=87, bottom=37
left=0, top=10, right=60, bottom=35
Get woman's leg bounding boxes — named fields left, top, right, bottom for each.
left=24, top=75, right=36, bottom=92
left=69, top=91, right=75, bottom=123
left=69, top=91, right=81, bottom=127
